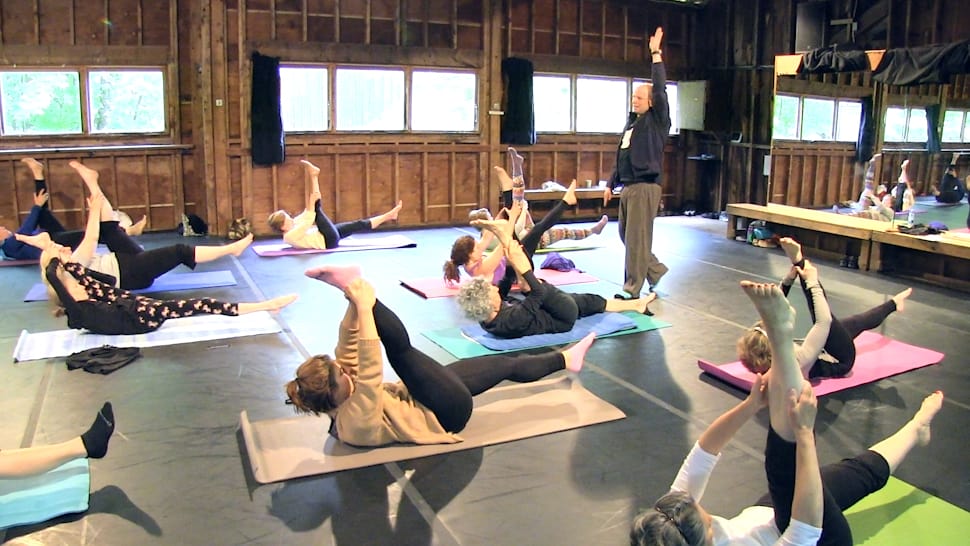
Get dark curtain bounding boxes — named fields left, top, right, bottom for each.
left=798, top=43, right=869, bottom=74
left=251, top=51, right=285, bottom=166
left=855, top=96, right=875, bottom=163
left=873, top=40, right=970, bottom=86
left=500, top=57, right=536, bottom=145
left=925, top=104, right=942, bottom=153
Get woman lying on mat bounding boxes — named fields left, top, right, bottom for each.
left=631, top=280, right=943, bottom=546
left=455, top=221, right=654, bottom=339
left=467, top=151, right=608, bottom=252
left=286, top=264, right=594, bottom=448
left=0, top=158, right=145, bottom=261
left=736, top=237, right=911, bottom=380
left=444, top=178, right=588, bottom=299
left=267, top=159, right=402, bottom=250
left=41, top=200, right=296, bottom=335
left=1, top=402, right=115, bottom=479
left=20, top=162, right=252, bottom=291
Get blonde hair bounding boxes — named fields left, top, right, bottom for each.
left=267, top=210, right=288, bottom=232
left=736, top=321, right=772, bottom=374
left=285, top=354, right=340, bottom=415
left=38, top=246, right=67, bottom=316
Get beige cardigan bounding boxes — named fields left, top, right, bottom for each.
left=332, top=318, right=461, bottom=447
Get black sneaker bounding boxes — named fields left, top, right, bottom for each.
left=847, top=256, right=859, bottom=269
left=839, top=256, right=849, bottom=267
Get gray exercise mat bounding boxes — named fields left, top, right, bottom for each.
left=240, top=374, right=625, bottom=483
left=23, top=270, right=237, bottom=302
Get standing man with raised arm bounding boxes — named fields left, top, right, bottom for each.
left=604, top=27, right=671, bottom=300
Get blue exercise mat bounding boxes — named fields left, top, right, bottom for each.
left=23, top=270, right=237, bottom=302
left=0, top=458, right=90, bottom=530
left=424, top=311, right=671, bottom=359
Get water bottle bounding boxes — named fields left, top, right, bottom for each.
left=907, top=208, right=915, bottom=225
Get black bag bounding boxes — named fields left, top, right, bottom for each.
left=66, top=345, right=142, bottom=375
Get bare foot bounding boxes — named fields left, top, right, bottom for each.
left=125, top=216, right=148, bottom=236
left=562, top=332, right=596, bottom=373
left=778, top=237, right=803, bottom=264
left=740, top=281, right=796, bottom=337
left=14, top=231, right=52, bottom=250
left=562, top=179, right=578, bottom=206
left=892, top=287, right=912, bottom=312
left=300, top=159, right=321, bottom=177
left=20, top=157, right=44, bottom=179
left=229, top=233, right=254, bottom=256
left=305, top=264, right=362, bottom=292
left=386, top=200, right=403, bottom=222
left=69, top=161, right=102, bottom=195
left=493, top=166, right=514, bottom=192
left=591, top=215, right=609, bottom=235
left=913, top=391, right=943, bottom=446
left=267, top=294, right=298, bottom=313
left=471, top=218, right=514, bottom=247
left=637, top=292, right=658, bottom=314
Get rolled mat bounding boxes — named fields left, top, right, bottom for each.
left=400, top=268, right=599, bottom=299
left=698, top=331, right=943, bottom=396
left=13, top=311, right=282, bottom=362
left=844, top=476, right=970, bottom=545
left=252, top=234, right=416, bottom=256
left=424, top=311, right=669, bottom=359
left=0, top=459, right=90, bottom=530
left=23, top=270, right=237, bottom=302
left=239, top=374, right=624, bottom=483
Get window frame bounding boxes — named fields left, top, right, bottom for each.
left=0, top=65, right=168, bottom=139
left=882, top=106, right=928, bottom=144
left=771, top=93, right=862, bottom=144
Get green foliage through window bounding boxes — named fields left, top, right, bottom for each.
left=1, top=71, right=82, bottom=135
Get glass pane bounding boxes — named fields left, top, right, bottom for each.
left=883, top=106, right=907, bottom=142
left=335, top=68, right=404, bottom=131
left=964, top=115, right=970, bottom=142
left=0, top=71, right=82, bottom=135
left=533, top=75, right=571, bottom=132
left=280, top=66, right=329, bottom=132
left=941, top=110, right=964, bottom=142
left=906, top=107, right=928, bottom=143
left=576, top=77, right=627, bottom=133
left=800, top=98, right=835, bottom=140
left=834, top=101, right=862, bottom=141
left=771, top=95, right=799, bottom=140
left=411, top=70, right=476, bottom=131
left=666, top=82, right=679, bottom=135
left=89, top=70, right=165, bottom=133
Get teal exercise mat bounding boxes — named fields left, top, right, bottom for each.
left=845, top=476, right=970, bottom=545
left=0, top=458, right=90, bottom=530
left=423, top=311, right=670, bottom=359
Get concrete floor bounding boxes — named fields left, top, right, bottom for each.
left=1, top=216, right=967, bottom=545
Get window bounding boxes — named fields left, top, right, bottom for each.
left=89, top=70, right=165, bottom=134
left=883, top=106, right=927, bottom=143
left=280, top=66, right=329, bottom=132
left=941, top=110, right=965, bottom=142
left=772, top=95, right=800, bottom=140
left=0, top=68, right=165, bottom=137
left=335, top=68, right=405, bottom=131
left=576, top=77, right=627, bottom=133
left=533, top=75, right=572, bottom=132
left=411, top=70, right=477, bottom=132
left=772, top=94, right=861, bottom=142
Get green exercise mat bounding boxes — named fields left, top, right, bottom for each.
left=844, top=476, right=970, bottom=545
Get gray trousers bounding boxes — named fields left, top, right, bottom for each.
left=618, top=182, right=667, bottom=294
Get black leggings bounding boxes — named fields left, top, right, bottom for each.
left=534, top=284, right=608, bottom=333
left=115, top=243, right=197, bottom=290
left=785, top=272, right=896, bottom=378
left=761, top=426, right=890, bottom=546
left=313, top=199, right=372, bottom=249
left=497, top=190, right=571, bottom=297
left=53, top=221, right=143, bottom=255
left=372, top=299, right=565, bottom=433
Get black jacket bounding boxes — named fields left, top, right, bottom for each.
left=46, top=259, right=155, bottom=335
left=610, top=62, right=671, bottom=187
left=482, top=271, right=568, bottom=338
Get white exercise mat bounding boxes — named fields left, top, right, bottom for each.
left=240, top=375, right=625, bottom=484
left=13, top=312, right=282, bottom=362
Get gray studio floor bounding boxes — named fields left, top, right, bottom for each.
left=1, top=215, right=967, bottom=545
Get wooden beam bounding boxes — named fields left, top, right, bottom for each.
left=0, top=45, right=170, bottom=65
left=247, top=40, right=483, bottom=68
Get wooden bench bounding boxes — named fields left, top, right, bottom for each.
left=870, top=230, right=970, bottom=291
left=726, top=203, right=888, bottom=270
left=524, top=187, right=619, bottom=221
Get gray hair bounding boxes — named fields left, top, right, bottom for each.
left=457, top=277, right=495, bottom=322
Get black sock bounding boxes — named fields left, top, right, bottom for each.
left=81, top=402, right=115, bottom=459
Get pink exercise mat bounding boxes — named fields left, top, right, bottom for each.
left=698, top=331, right=943, bottom=396
left=401, top=268, right=600, bottom=299
left=252, top=234, right=416, bottom=256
